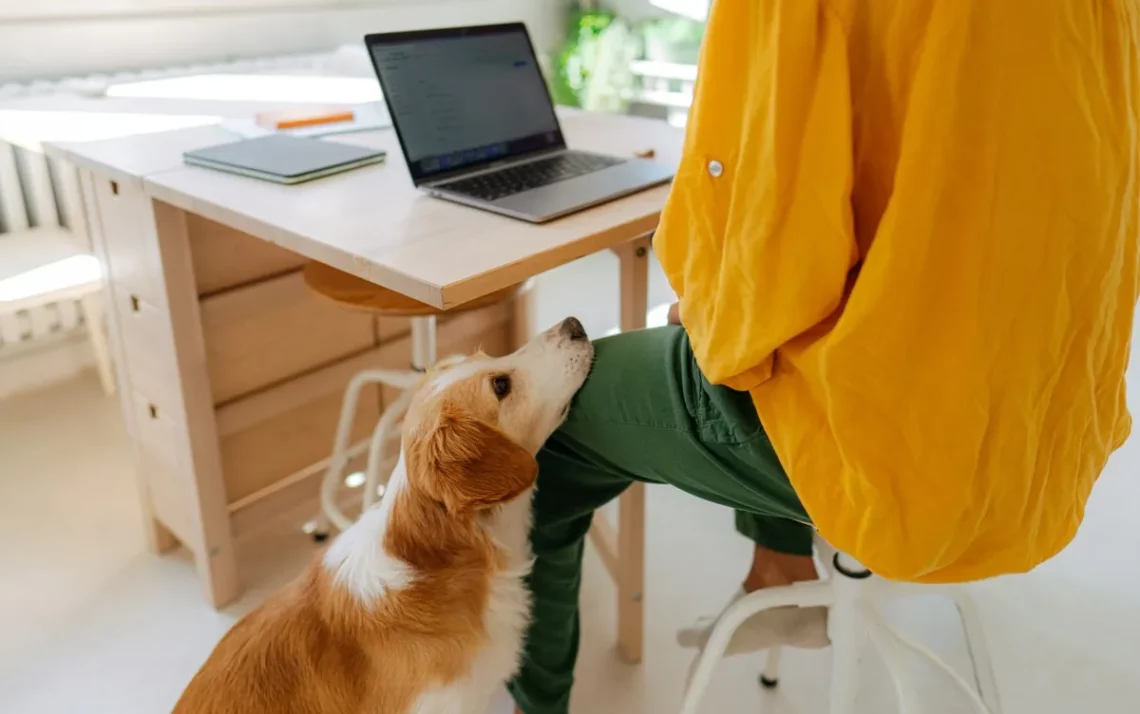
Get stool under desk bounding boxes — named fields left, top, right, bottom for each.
left=51, top=108, right=681, bottom=664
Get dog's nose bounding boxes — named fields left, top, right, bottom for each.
left=560, top=317, right=588, bottom=341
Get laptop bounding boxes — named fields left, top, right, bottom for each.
left=365, top=23, right=675, bottom=223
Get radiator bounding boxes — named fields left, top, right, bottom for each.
left=0, top=51, right=337, bottom=353
left=0, top=126, right=88, bottom=351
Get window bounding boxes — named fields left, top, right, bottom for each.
left=649, top=0, right=708, bottom=22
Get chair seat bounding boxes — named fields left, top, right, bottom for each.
left=303, top=261, right=522, bottom=317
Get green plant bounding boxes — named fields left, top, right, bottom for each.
left=550, top=5, right=634, bottom=112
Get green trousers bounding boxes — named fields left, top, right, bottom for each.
left=508, top=326, right=812, bottom=714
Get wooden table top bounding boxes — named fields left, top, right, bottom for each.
left=49, top=108, right=684, bottom=308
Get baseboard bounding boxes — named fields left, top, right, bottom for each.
left=0, top=332, right=95, bottom=401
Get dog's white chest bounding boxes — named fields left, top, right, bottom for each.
left=412, top=574, right=531, bottom=714
left=412, top=496, right=534, bottom=714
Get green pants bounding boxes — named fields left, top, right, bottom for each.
left=508, top=326, right=812, bottom=714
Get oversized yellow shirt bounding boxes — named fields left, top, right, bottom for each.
left=656, top=0, right=1140, bottom=582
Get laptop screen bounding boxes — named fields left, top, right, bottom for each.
left=367, top=24, right=565, bottom=184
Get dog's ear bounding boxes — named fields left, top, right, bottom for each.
left=408, top=404, right=538, bottom=514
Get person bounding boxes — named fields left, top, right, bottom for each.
left=509, top=1, right=1140, bottom=713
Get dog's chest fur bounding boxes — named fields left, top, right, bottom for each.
left=327, top=473, right=535, bottom=714
left=411, top=493, right=536, bottom=714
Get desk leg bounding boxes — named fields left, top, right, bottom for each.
left=152, top=201, right=240, bottom=608
left=613, top=236, right=651, bottom=664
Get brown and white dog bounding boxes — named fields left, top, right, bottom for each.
left=173, top=317, right=593, bottom=714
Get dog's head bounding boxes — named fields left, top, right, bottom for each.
left=402, top=317, right=593, bottom=515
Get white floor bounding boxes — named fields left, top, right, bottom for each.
left=1, top=254, right=1139, bottom=714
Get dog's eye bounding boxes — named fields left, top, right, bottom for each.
left=491, top=374, right=512, bottom=399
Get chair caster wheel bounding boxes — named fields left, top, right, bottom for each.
left=312, top=531, right=330, bottom=543
left=759, top=675, right=779, bottom=689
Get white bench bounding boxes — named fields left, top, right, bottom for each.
left=0, top=227, right=114, bottom=395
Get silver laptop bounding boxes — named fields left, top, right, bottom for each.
left=365, top=23, right=675, bottom=223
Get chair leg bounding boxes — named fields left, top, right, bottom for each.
left=311, top=511, right=332, bottom=542
left=827, top=577, right=868, bottom=714
left=317, top=369, right=422, bottom=536
left=873, top=606, right=995, bottom=714
left=864, top=605, right=920, bottom=714
left=827, top=605, right=863, bottom=714
left=310, top=438, right=368, bottom=539
left=80, top=294, right=115, bottom=396
left=759, top=647, right=782, bottom=689
left=314, top=316, right=437, bottom=539
left=679, top=581, right=833, bottom=714
left=363, top=387, right=414, bottom=510
left=318, top=372, right=374, bottom=536
left=951, top=589, right=1003, bottom=714
left=354, top=314, right=433, bottom=511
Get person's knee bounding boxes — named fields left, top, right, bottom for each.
left=535, top=434, right=630, bottom=509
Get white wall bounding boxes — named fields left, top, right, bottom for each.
left=0, top=0, right=562, bottom=82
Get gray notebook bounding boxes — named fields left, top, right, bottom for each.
left=183, top=134, right=386, bottom=185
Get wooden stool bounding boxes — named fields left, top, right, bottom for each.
left=303, top=261, right=522, bottom=537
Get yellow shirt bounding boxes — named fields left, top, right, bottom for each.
left=656, top=0, right=1139, bottom=582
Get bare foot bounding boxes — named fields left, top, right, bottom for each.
left=743, top=545, right=819, bottom=592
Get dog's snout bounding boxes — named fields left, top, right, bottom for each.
left=560, top=317, right=588, bottom=341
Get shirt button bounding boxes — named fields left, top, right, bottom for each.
left=707, top=159, right=724, bottom=178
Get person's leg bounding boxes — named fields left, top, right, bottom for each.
left=506, top=436, right=634, bottom=714
left=670, top=385, right=827, bottom=654
left=509, top=326, right=818, bottom=714
left=666, top=302, right=820, bottom=599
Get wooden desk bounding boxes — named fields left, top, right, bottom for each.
left=50, top=109, right=682, bottom=663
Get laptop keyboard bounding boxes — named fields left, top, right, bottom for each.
left=439, top=153, right=624, bottom=202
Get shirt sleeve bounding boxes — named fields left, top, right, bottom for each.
left=655, top=0, right=858, bottom=392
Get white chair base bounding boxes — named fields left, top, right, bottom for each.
left=680, top=538, right=1002, bottom=714
left=312, top=316, right=437, bottom=538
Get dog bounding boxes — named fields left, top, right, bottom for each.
left=173, top=317, right=593, bottom=714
